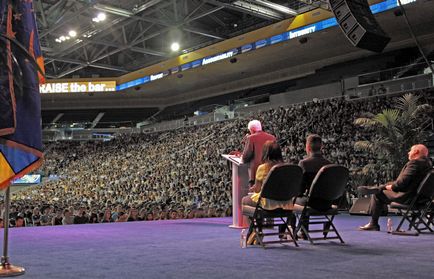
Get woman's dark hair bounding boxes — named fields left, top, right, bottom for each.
left=261, top=141, right=283, bottom=163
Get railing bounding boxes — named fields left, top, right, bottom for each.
left=357, top=62, right=429, bottom=85
left=354, top=73, right=433, bottom=98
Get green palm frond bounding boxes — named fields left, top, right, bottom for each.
left=394, top=93, right=420, bottom=113
left=354, top=117, right=378, bottom=127
left=411, top=104, right=433, bottom=118
left=373, top=109, right=400, bottom=128
left=354, top=141, right=374, bottom=152
left=353, top=93, right=432, bottom=182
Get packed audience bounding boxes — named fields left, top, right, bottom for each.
left=4, top=92, right=432, bottom=228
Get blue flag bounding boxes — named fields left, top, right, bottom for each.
left=0, top=0, right=44, bottom=189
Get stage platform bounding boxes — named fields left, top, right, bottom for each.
left=4, top=214, right=433, bottom=279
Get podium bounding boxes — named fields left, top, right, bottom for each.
left=222, top=154, right=249, bottom=229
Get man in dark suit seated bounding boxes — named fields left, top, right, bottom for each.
left=295, top=134, right=332, bottom=237
left=299, top=135, right=332, bottom=197
left=359, top=144, right=432, bottom=231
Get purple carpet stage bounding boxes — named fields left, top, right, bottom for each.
left=3, top=214, right=433, bottom=279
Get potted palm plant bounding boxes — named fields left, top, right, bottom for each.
left=354, top=93, right=432, bottom=182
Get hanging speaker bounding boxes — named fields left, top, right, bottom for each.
left=329, top=0, right=391, bottom=52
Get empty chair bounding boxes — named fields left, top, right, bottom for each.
left=390, top=170, right=434, bottom=235
left=242, top=164, right=303, bottom=248
left=295, top=164, right=349, bottom=244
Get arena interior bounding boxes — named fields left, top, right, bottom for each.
left=1, top=0, right=434, bottom=278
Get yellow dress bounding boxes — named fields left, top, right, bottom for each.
left=250, top=163, right=294, bottom=210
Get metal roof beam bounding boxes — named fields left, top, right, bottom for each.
left=205, top=0, right=284, bottom=21
left=253, top=0, right=298, bottom=16
left=40, top=4, right=88, bottom=38
left=183, top=26, right=226, bottom=40
left=45, top=57, right=128, bottom=73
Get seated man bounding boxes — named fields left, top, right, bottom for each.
left=359, top=144, right=432, bottom=231
left=298, top=134, right=332, bottom=200
left=295, top=134, right=332, bottom=237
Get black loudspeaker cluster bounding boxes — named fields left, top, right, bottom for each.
left=329, top=0, right=391, bottom=52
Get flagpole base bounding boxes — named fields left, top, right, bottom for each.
left=0, top=263, right=25, bottom=277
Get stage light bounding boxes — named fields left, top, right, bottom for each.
left=97, top=12, right=106, bottom=21
left=59, top=36, right=66, bottom=41
left=69, top=30, right=77, bottom=37
left=171, top=42, right=180, bottom=52
left=92, top=12, right=106, bottom=22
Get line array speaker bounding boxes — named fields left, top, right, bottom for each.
left=329, top=0, right=391, bottom=52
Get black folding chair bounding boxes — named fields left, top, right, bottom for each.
left=242, top=164, right=303, bottom=248
left=390, top=170, right=434, bottom=236
left=295, top=165, right=349, bottom=244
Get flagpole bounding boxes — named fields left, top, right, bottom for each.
left=0, top=185, right=25, bottom=277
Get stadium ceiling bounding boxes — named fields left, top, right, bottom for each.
left=36, top=0, right=329, bottom=79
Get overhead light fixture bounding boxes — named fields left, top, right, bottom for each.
left=254, top=0, right=298, bottom=16
left=97, top=12, right=106, bottom=21
left=93, top=12, right=107, bottom=22
left=68, top=30, right=77, bottom=37
left=59, top=36, right=66, bottom=41
left=171, top=42, right=180, bottom=52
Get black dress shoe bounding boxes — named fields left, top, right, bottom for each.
left=357, top=186, right=380, bottom=195
left=359, top=223, right=380, bottom=231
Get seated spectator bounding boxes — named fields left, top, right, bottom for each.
left=145, top=212, right=154, bottom=221
left=89, top=209, right=99, bottom=224
left=242, top=141, right=295, bottom=242
left=359, top=144, right=432, bottom=231
left=296, top=134, right=332, bottom=208
left=74, top=206, right=89, bottom=224
left=32, top=207, right=41, bottom=226
left=242, top=141, right=293, bottom=210
left=101, top=208, right=112, bottom=223
left=40, top=207, right=52, bottom=226
left=127, top=208, right=139, bottom=222
left=295, top=134, right=332, bottom=239
left=52, top=210, right=63, bottom=226
left=15, top=214, right=25, bottom=228
left=116, top=212, right=128, bottom=222
left=62, top=209, right=74, bottom=225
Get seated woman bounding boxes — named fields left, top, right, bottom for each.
left=242, top=140, right=294, bottom=210
left=242, top=141, right=294, bottom=243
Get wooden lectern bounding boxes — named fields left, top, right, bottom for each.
left=222, top=154, right=249, bottom=229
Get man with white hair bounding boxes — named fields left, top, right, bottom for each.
left=359, top=144, right=432, bottom=231
left=241, top=120, right=276, bottom=187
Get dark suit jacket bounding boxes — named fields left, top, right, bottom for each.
left=387, top=157, right=432, bottom=204
left=298, top=153, right=332, bottom=195
left=241, top=131, right=276, bottom=182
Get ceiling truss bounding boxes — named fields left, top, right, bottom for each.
left=35, top=0, right=320, bottom=79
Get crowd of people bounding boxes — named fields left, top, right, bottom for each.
left=4, top=92, right=432, bottom=228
